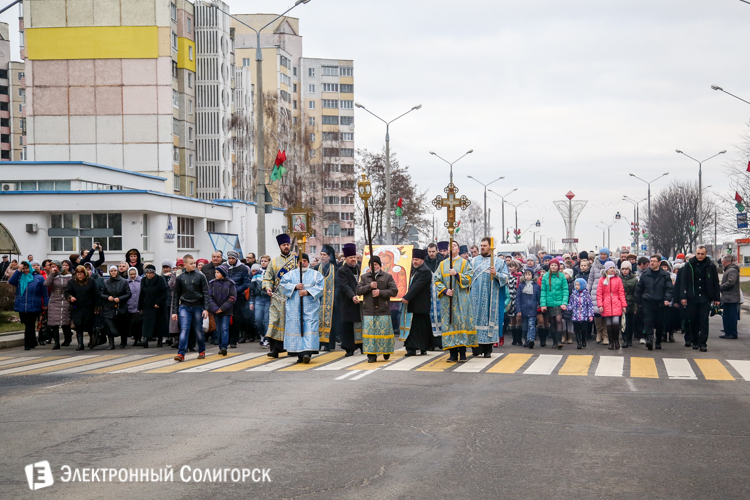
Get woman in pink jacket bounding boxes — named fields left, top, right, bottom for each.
left=596, top=261, right=627, bottom=350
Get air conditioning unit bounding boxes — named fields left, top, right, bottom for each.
left=2, top=182, right=17, bottom=191
left=26, top=223, right=38, bottom=233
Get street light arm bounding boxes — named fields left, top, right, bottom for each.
left=202, top=1, right=259, bottom=33
left=487, top=176, right=504, bottom=187
left=388, top=106, right=421, bottom=125
left=450, top=150, right=473, bottom=166
left=430, top=152, right=452, bottom=168
left=649, top=173, right=669, bottom=184
left=676, top=150, right=700, bottom=164
left=629, top=173, right=649, bottom=185
left=700, top=151, right=726, bottom=163
left=717, top=88, right=750, bottom=106
left=260, top=1, right=310, bottom=32
left=357, top=106, right=388, bottom=125
left=466, top=176, right=485, bottom=188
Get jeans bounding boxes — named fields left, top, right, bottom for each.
left=722, top=302, right=739, bottom=338
left=255, top=296, right=270, bottom=341
left=521, top=315, right=537, bottom=341
left=215, top=314, right=231, bottom=349
left=178, top=305, right=206, bottom=356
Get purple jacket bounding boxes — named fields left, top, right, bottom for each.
left=208, top=278, right=237, bottom=316
left=568, top=289, right=596, bottom=322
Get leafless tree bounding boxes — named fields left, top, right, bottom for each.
left=718, top=121, right=750, bottom=240
left=460, top=203, right=488, bottom=248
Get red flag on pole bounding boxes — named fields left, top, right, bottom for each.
left=746, top=160, right=750, bottom=172
left=736, top=192, right=744, bottom=203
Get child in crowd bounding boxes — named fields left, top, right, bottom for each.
left=207, top=264, right=237, bottom=356
left=561, top=268, right=576, bottom=343
left=596, top=261, right=627, bottom=350
left=568, top=278, right=595, bottom=349
left=516, top=269, right=541, bottom=349
left=507, top=260, right=523, bottom=345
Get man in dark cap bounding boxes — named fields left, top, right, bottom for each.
left=459, top=245, right=470, bottom=261
left=400, top=248, right=434, bottom=356
left=337, top=243, right=363, bottom=356
left=437, top=241, right=449, bottom=259
left=262, top=234, right=298, bottom=357
left=315, top=245, right=341, bottom=351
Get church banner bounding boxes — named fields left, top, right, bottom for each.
left=361, top=245, right=414, bottom=301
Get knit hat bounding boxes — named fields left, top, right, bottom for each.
left=251, top=263, right=262, bottom=273
left=599, top=247, right=611, bottom=257
left=527, top=255, right=537, bottom=264
left=108, top=265, right=118, bottom=272
left=676, top=253, right=685, bottom=260
left=562, top=253, right=571, bottom=260
left=161, top=260, right=173, bottom=268
left=604, top=261, right=616, bottom=270
left=579, top=251, right=588, bottom=260
left=543, top=255, right=553, bottom=262
left=196, top=258, right=208, bottom=266
left=370, top=256, right=382, bottom=267
left=548, top=258, right=560, bottom=267
left=227, top=250, right=240, bottom=260
left=145, top=264, right=156, bottom=272
left=176, top=258, right=184, bottom=267
left=621, top=261, right=632, bottom=270
left=575, top=278, right=587, bottom=290
left=216, top=264, right=229, bottom=278
left=51, top=260, right=62, bottom=269
left=563, top=268, right=574, bottom=279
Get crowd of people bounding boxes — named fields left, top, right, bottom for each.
left=2, top=236, right=741, bottom=365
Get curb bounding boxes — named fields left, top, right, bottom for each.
left=0, top=331, right=24, bottom=349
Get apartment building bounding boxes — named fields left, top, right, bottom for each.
left=9, top=60, right=26, bottom=161
left=0, top=23, right=11, bottom=161
left=172, top=0, right=197, bottom=197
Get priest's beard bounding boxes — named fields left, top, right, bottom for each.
left=301, top=266, right=309, bottom=274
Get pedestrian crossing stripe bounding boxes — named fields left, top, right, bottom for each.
left=1, top=351, right=749, bottom=380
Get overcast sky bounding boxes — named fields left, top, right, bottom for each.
left=4, top=0, right=749, bottom=253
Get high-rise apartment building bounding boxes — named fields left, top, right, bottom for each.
left=172, top=0, right=197, bottom=197
left=0, top=23, right=11, bottom=161
left=9, top=60, right=26, bottom=161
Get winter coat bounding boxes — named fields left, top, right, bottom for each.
left=540, top=271, right=569, bottom=308
left=568, top=289, right=596, bottom=322
left=507, top=274, right=521, bottom=313
left=99, top=275, right=132, bottom=319
left=635, top=267, right=674, bottom=304
left=166, top=273, right=179, bottom=334
left=126, top=275, right=142, bottom=313
left=620, top=272, right=638, bottom=313
left=563, top=278, right=575, bottom=319
left=356, top=270, right=398, bottom=316
left=208, top=278, right=237, bottom=316
left=64, top=278, right=99, bottom=326
left=587, top=258, right=611, bottom=308
left=79, top=247, right=106, bottom=268
left=201, top=260, right=225, bottom=285
left=9, top=270, right=48, bottom=313
left=679, top=257, right=720, bottom=303
left=124, top=248, right=144, bottom=276
left=171, top=269, right=209, bottom=313
left=515, top=280, right=541, bottom=317
left=337, top=263, right=362, bottom=322
left=138, top=274, right=168, bottom=310
left=403, top=263, right=432, bottom=314
left=720, top=263, right=741, bottom=304
left=44, top=272, right=72, bottom=326
left=575, top=270, right=590, bottom=284
left=596, top=272, right=627, bottom=317
left=227, top=263, right=250, bottom=302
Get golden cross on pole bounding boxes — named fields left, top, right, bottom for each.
left=432, top=182, right=471, bottom=324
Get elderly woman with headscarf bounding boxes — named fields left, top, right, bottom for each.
left=126, top=267, right=143, bottom=346
left=65, top=265, right=101, bottom=350
left=137, top=263, right=169, bottom=347
left=9, top=261, right=48, bottom=350
left=99, top=265, right=132, bottom=349
left=44, top=260, right=73, bottom=349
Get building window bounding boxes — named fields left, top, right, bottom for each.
left=308, top=101, right=315, bottom=110
left=188, top=127, right=194, bottom=142
left=308, top=84, right=315, bottom=93
left=309, top=117, right=315, bottom=126
left=340, top=67, right=353, bottom=77
left=322, top=132, right=338, bottom=141
left=342, top=132, right=353, bottom=141
left=189, top=45, right=194, bottom=61
left=343, top=228, right=355, bottom=237
left=177, top=217, right=195, bottom=249
left=142, top=213, right=149, bottom=251
left=324, top=196, right=339, bottom=205
left=173, top=118, right=179, bottom=135
left=341, top=212, right=354, bottom=221
left=340, top=84, right=353, bottom=93
left=207, top=220, right=216, bottom=233
left=172, top=61, right=178, bottom=79
left=293, top=100, right=297, bottom=110
left=50, top=214, right=76, bottom=252
left=293, top=67, right=297, bottom=77
left=323, top=147, right=339, bottom=157
left=293, top=83, right=297, bottom=93
left=340, top=100, right=353, bottom=109
left=187, top=17, right=193, bottom=33
left=171, top=31, right=178, bottom=51
left=310, top=133, right=315, bottom=143
left=189, top=154, right=194, bottom=169
left=308, top=67, right=315, bottom=77
left=242, top=58, right=250, bottom=67
left=322, top=115, right=338, bottom=125
left=322, top=83, right=339, bottom=92
left=310, top=149, right=316, bottom=158
left=322, top=66, right=338, bottom=76
left=322, top=99, right=338, bottom=109
left=188, top=99, right=193, bottom=114
left=170, top=2, right=177, bottom=21
left=172, top=89, right=179, bottom=108
left=280, top=73, right=290, bottom=86
left=174, top=175, right=181, bottom=191
left=189, top=181, right=194, bottom=196
left=280, top=55, right=290, bottom=68
left=341, top=196, right=354, bottom=205
left=188, top=73, right=193, bottom=88
left=17, top=72, right=24, bottom=81
left=173, top=146, right=179, bottom=163
left=340, top=116, right=354, bottom=126
left=341, top=148, right=354, bottom=157
left=78, top=213, right=123, bottom=251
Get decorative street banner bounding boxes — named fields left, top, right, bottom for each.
left=738, top=213, right=748, bottom=229
left=361, top=245, right=414, bottom=300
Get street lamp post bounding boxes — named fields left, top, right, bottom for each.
left=675, top=149, right=726, bottom=245
left=623, top=195, right=647, bottom=252
left=711, top=85, right=750, bottom=106
left=629, top=172, right=669, bottom=254
left=204, top=0, right=312, bottom=256
left=596, top=225, right=606, bottom=248
left=355, top=103, right=422, bottom=244
left=488, top=188, right=518, bottom=243
left=600, top=220, right=615, bottom=249
left=430, top=150, right=473, bottom=185
left=467, top=174, right=504, bottom=236
left=504, top=199, right=528, bottom=242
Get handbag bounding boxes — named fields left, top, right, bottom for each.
left=207, top=313, right=216, bottom=333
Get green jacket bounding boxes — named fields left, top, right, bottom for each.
left=621, top=273, right=638, bottom=313
left=540, top=271, right=569, bottom=308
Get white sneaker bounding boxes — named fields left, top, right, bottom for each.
left=261, top=342, right=269, bottom=349
left=639, top=338, right=646, bottom=344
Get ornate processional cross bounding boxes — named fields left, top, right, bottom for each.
left=432, top=183, right=471, bottom=235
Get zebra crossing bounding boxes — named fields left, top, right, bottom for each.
left=0, top=349, right=749, bottom=381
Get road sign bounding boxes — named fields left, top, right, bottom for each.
left=641, top=244, right=647, bottom=251
left=738, top=213, right=748, bottom=229
left=562, top=238, right=579, bottom=243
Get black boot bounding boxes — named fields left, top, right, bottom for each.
left=646, top=333, right=653, bottom=351
left=514, top=327, right=523, bottom=346
left=668, top=331, right=675, bottom=343
left=51, top=330, right=60, bottom=350
left=76, top=332, right=85, bottom=351
left=137, top=338, right=149, bottom=348
left=551, top=330, right=559, bottom=348
left=576, top=329, right=582, bottom=349
left=108, top=335, right=116, bottom=350
left=539, top=328, right=547, bottom=348
left=62, top=328, right=72, bottom=347
left=156, top=337, right=163, bottom=347
left=556, top=330, right=564, bottom=349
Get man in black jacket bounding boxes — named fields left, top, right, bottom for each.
left=171, top=254, right=210, bottom=361
left=424, top=243, right=441, bottom=273
left=635, top=254, right=674, bottom=351
left=226, top=250, right=250, bottom=347
left=201, top=250, right=225, bottom=284
left=100, top=265, right=132, bottom=350
left=679, top=246, right=720, bottom=351
left=337, top=243, right=362, bottom=356
left=401, top=248, right=433, bottom=356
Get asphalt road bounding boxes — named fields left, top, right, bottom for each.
left=2, top=315, right=750, bottom=500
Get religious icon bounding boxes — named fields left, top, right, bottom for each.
left=293, top=214, right=307, bottom=232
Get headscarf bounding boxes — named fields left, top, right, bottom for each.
left=127, top=266, right=139, bottom=280
left=108, top=265, right=119, bottom=279
left=17, top=261, right=35, bottom=296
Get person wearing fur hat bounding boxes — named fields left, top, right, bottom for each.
left=567, top=278, right=595, bottom=349
left=279, top=253, right=325, bottom=364
left=262, top=234, right=298, bottom=357
left=540, top=258, right=569, bottom=349
left=596, top=261, right=627, bottom=350
left=620, top=261, right=638, bottom=347
left=587, top=247, right=613, bottom=345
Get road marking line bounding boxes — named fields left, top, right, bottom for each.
left=212, top=353, right=287, bottom=372
left=454, top=353, right=503, bottom=373
left=145, top=351, right=229, bottom=373
left=110, top=351, right=218, bottom=373
left=384, top=351, right=440, bottom=371
left=630, top=357, right=658, bottom=378
left=336, top=370, right=359, bottom=380
left=558, top=355, right=593, bottom=376
left=51, top=355, right=151, bottom=374
left=0, top=356, right=10, bottom=360
left=487, top=353, right=533, bottom=373
left=727, top=360, right=750, bottom=381
left=280, top=351, right=346, bottom=371
left=0, top=356, right=96, bottom=375
left=182, top=352, right=266, bottom=373
left=88, top=353, right=176, bottom=374
left=663, top=358, right=697, bottom=380
left=0, top=356, right=43, bottom=368
left=595, top=356, right=624, bottom=377
left=694, top=359, right=735, bottom=381
left=351, top=369, right=378, bottom=380
left=415, top=353, right=453, bottom=372
left=315, top=354, right=366, bottom=370
left=348, top=351, right=407, bottom=371
left=524, top=354, right=563, bottom=375
left=248, top=355, right=299, bottom=371
left=18, top=355, right=122, bottom=375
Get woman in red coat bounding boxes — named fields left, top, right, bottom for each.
left=596, top=261, right=627, bottom=350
